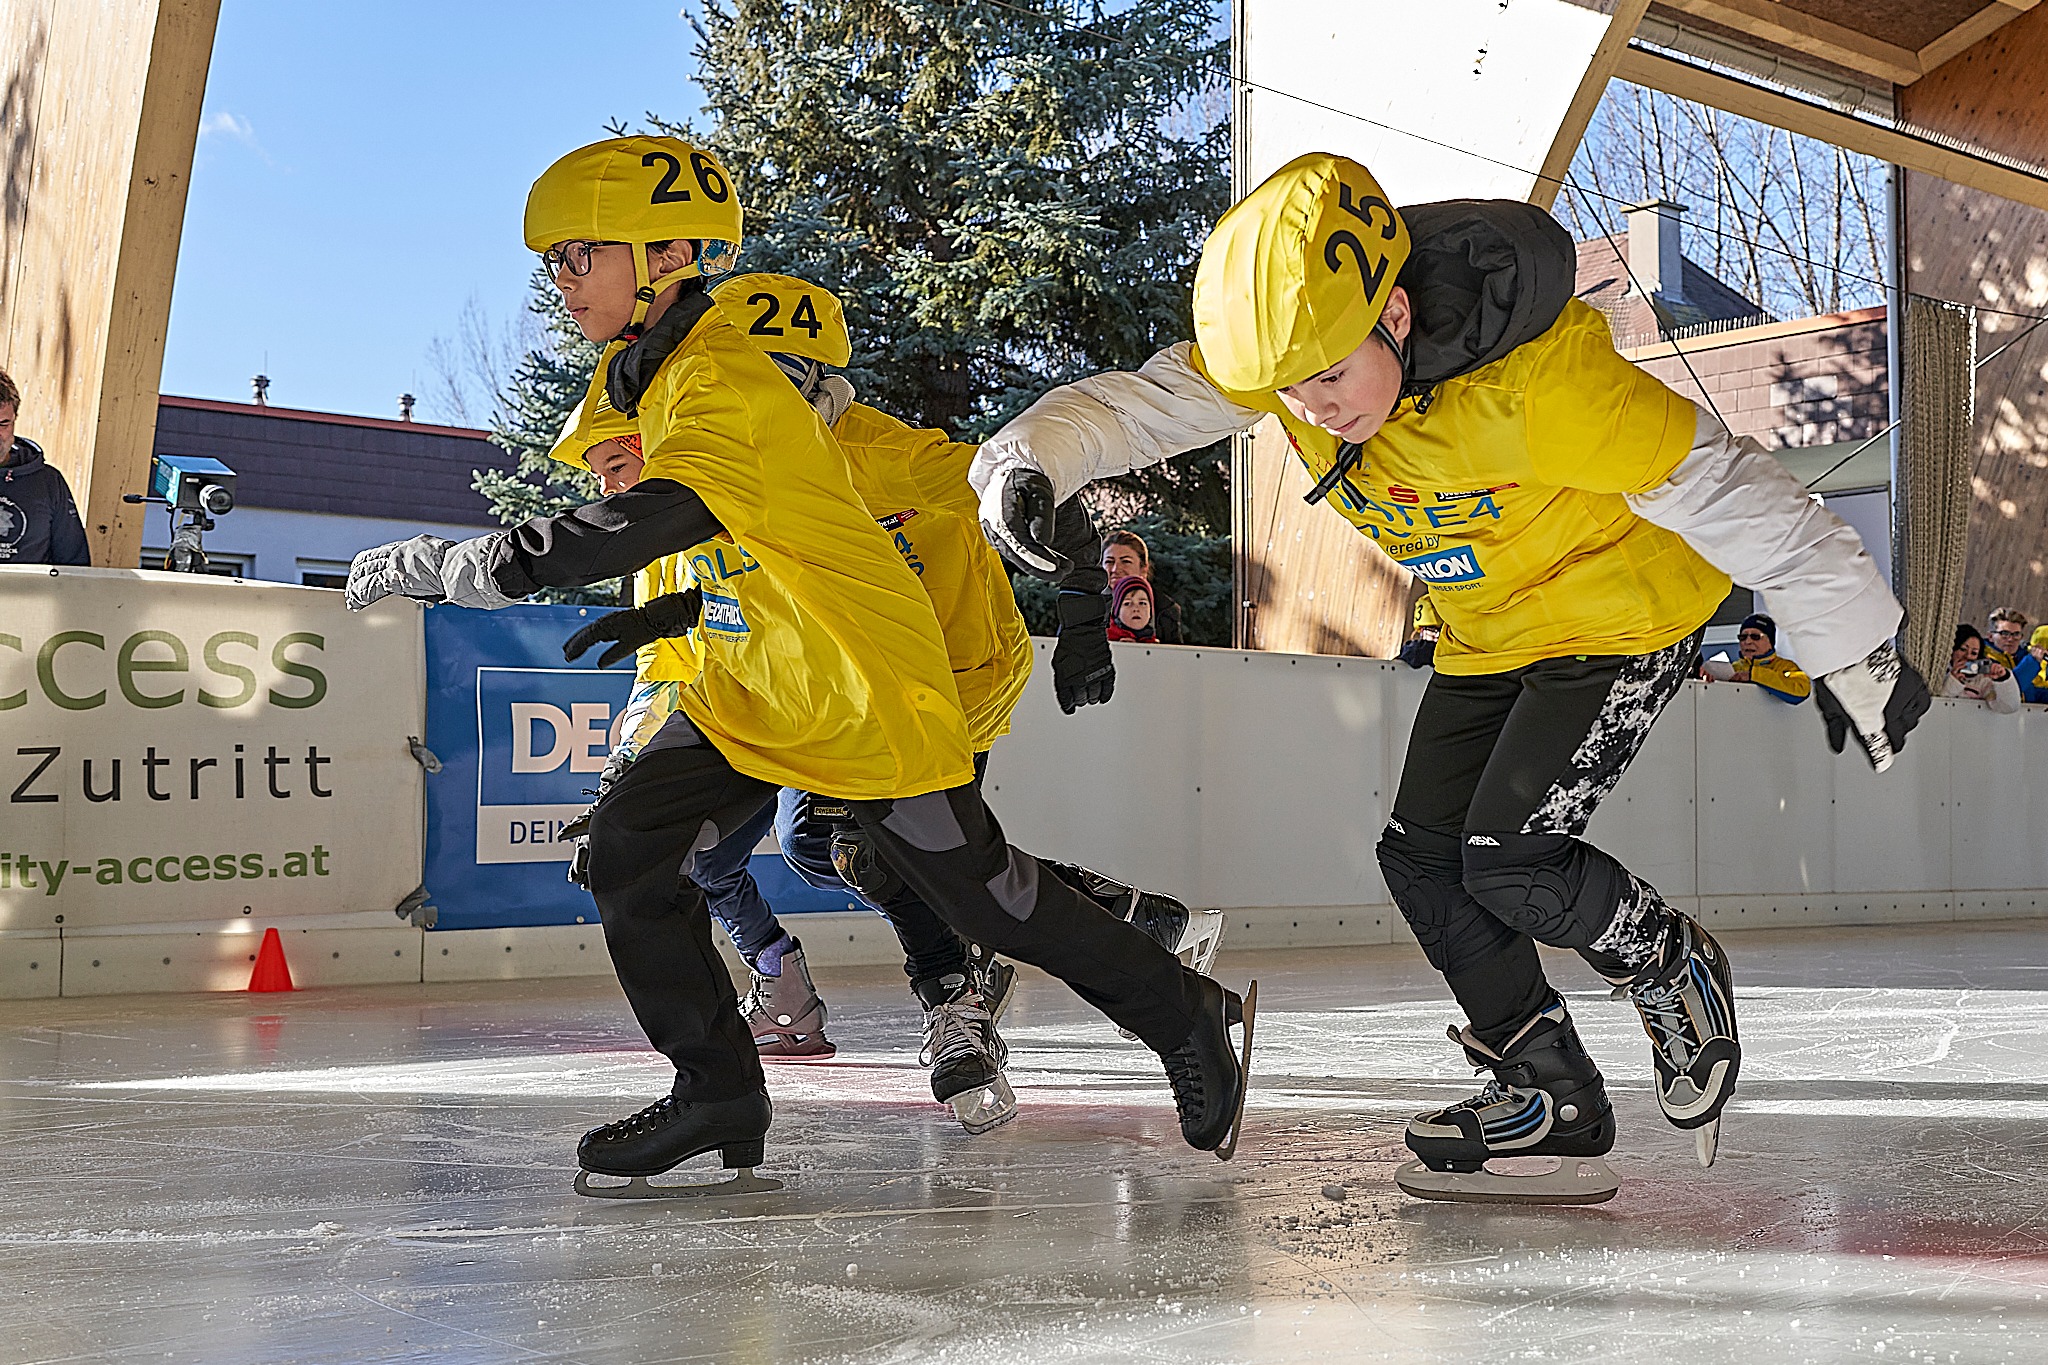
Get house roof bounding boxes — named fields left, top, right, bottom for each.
left=1573, top=232, right=1771, bottom=346
left=153, top=396, right=518, bottom=527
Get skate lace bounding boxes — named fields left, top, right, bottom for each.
left=597, top=1096, right=676, bottom=1139
left=1630, top=977, right=1694, bottom=1068
left=1160, top=1043, right=1204, bottom=1131
left=920, top=993, right=996, bottom=1069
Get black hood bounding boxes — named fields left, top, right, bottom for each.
left=3, top=436, right=46, bottom=473
left=604, top=285, right=718, bottom=419
left=1394, top=200, right=1577, bottom=390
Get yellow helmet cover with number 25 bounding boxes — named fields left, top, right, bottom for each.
left=1192, top=152, right=1411, bottom=395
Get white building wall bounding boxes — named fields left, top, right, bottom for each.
left=140, top=505, right=501, bottom=585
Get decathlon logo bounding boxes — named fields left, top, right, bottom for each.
left=1398, top=543, right=1485, bottom=584
left=700, top=590, right=749, bottom=636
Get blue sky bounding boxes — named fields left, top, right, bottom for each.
left=161, top=1, right=704, bottom=424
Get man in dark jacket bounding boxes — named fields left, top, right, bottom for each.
left=0, top=372, right=90, bottom=566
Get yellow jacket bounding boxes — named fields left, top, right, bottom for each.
left=1202, top=301, right=1728, bottom=673
left=629, top=402, right=1032, bottom=754
left=832, top=403, right=1033, bottom=751
left=1735, top=651, right=1812, bottom=704
left=619, top=306, right=975, bottom=798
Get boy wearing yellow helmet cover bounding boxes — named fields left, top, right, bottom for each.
left=974, top=151, right=1929, bottom=1203
left=561, top=271, right=1227, bottom=1134
left=347, top=138, right=1250, bottom=1192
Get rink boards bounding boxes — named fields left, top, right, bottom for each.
left=3, top=564, right=2047, bottom=997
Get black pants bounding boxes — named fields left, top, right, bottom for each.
left=1376, top=633, right=1699, bottom=1050
left=778, top=752, right=995, bottom=985
left=588, top=716, right=1202, bottom=1101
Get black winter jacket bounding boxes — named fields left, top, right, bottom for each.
left=0, top=438, right=90, bottom=566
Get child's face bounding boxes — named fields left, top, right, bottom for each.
left=589, top=439, right=645, bottom=495
left=1117, top=587, right=1153, bottom=632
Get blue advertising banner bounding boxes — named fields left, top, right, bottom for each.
left=422, top=603, right=861, bottom=930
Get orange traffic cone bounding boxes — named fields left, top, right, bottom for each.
left=247, top=927, right=296, bottom=992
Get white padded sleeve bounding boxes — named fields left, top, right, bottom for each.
left=969, top=343, right=1266, bottom=503
left=1627, top=407, right=1902, bottom=679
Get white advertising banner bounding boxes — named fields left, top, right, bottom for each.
left=0, top=566, right=425, bottom=931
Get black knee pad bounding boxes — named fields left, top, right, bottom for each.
left=1461, top=832, right=1625, bottom=950
left=1378, top=819, right=1519, bottom=975
left=828, top=823, right=906, bottom=903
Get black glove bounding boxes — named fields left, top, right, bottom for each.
left=981, top=467, right=1071, bottom=581
left=1814, top=642, right=1932, bottom=773
left=561, top=589, right=702, bottom=669
left=1052, top=589, right=1115, bottom=714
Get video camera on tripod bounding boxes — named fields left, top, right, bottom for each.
left=124, top=453, right=237, bottom=573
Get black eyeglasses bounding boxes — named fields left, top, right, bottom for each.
left=1991, top=627, right=2025, bottom=637
left=1737, top=632, right=1768, bottom=642
left=540, top=240, right=625, bottom=277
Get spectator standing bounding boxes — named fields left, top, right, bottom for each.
left=1105, top=575, right=1158, bottom=643
left=0, top=371, right=90, bottom=567
left=2016, top=625, right=2048, bottom=705
left=1983, top=607, right=2031, bottom=671
left=1101, top=530, right=1182, bottom=643
left=1943, top=623, right=2021, bottom=714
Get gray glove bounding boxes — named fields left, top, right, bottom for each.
left=345, top=533, right=518, bottom=612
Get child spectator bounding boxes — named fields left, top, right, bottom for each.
left=1105, top=574, right=1157, bottom=643
left=2016, top=625, right=2048, bottom=705
left=1984, top=607, right=2030, bottom=670
left=0, top=370, right=90, bottom=566
left=1943, top=623, right=2021, bottom=714
left=1101, top=530, right=1182, bottom=643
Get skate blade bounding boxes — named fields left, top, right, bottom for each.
left=1393, top=1157, right=1618, bottom=1206
left=758, top=1039, right=839, bottom=1062
left=1213, top=979, right=1258, bottom=1163
left=574, top=1167, right=784, bottom=1200
left=1695, top=1118, right=1720, bottom=1169
left=948, top=1075, right=1018, bottom=1136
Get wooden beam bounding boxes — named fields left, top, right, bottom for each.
left=1915, top=0, right=2041, bottom=74
left=1658, top=0, right=1923, bottom=85
left=1614, top=46, right=2048, bottom=213
left=1530, top=0, right=1654, bottom=211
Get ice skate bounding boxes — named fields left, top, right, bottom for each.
left=1157, top=976, right=1257, bottom=1160
left=741, top=935, right=837, bottom=1061
left=574, top=1089, right=782, bottom=1199
left=965, top=944, right=1017, bottom=1023
left=1048, top=861, right=1227, bottom=976
left=915, top=972, right=1017, bottom=1135
left=1395, top=1000, right=1620, bottom=1206
left=1622, top=911, right=1740, bottom=1167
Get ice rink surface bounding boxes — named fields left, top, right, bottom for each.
left=6, top=922, right=2048, bottom=1364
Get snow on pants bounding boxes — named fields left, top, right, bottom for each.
left=846, top=783, right=1205, bottom=1052
left=1375, top=633, right=1701, bottom=1050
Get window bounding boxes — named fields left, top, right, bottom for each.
left=297, top=559, right=351, bottom=589
left=140, top=548, right=252, bottom=578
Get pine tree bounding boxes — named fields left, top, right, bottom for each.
left=671, top=0, right=1231, bottom=534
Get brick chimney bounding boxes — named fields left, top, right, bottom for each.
left=1624, top=199, right=1688, bottom=304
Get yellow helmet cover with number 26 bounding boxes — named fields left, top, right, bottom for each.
left=1193, top=152, right=1411, bottom=394
left=523, top=136, right=744, bottom=336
